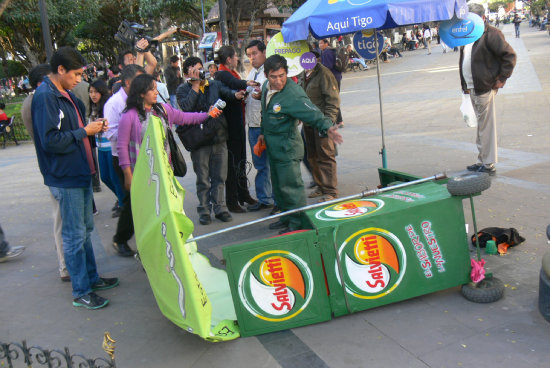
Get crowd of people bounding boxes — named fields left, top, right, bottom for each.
left=3, top=1, right=517, bottom=311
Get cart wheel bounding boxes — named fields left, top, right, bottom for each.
left=461, top=276, right=504, bottom=303
left=447, top=172, right=491, bottom=196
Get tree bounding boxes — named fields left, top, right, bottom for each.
left=0, top=0, right=99, bottom=69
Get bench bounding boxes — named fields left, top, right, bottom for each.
left=0, top=116, right=19, bottom=149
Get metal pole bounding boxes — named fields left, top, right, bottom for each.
left=374, top=31, right=387, bottom=168
left=186, top=173, right=447, bottom=243
left=201, top=0, right=206, bottom=35
left=38, top=0, right=54, bottom=62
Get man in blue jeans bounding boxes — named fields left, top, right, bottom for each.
left=244, top=40, right=278, bottom=214
left=32, top=46, right=119, bottom=310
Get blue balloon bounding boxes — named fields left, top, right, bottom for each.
left=439, top=13, right=485, bottom=48
left=353, top=30, right=384, bottom=60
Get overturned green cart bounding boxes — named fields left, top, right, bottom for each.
left=131, top=117, right=493, bottom=341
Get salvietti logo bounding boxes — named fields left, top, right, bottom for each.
left=315, top=199, right=384, bottom=221
left=238, top=250, right=314, bottom=322
left=336, top=228, right=406, bottom=299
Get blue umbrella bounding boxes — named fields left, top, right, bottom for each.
left=282, top=0, right=468, bottom=168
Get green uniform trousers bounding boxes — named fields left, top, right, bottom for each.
left=268, top=155, right=306, bottom=230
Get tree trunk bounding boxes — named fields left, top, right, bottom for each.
left=239, top=8, right=259, bottom=60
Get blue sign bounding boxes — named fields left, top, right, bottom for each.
left=439, top=13, right=484, bottom=48
left=353, top=30, right=384, bottom=60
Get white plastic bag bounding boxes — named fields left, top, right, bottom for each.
left=460, top=93, right=477, bottom=128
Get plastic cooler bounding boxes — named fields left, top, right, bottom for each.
left=222, top=180, right=472, bottom=336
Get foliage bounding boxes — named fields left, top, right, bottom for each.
left=487, top=0, right=514, bottom=12
left=0, top=0, right=100, bottom=69
left=528, top=0, right=550, bottom=14
left=0, top=60, right=27, bottom=78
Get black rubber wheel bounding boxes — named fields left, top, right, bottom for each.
left=447, top=172, right=491, bottom=196
left=461, top=276, right=504, bottom=303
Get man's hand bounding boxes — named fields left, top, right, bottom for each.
left=251, top=89, right=261, bottom=100
left=257, top=134, right=265, bottom=147
left=187, top=66, right=201, bottom=90
left=246, top=80, right=260, bottom=87
left=135, top=38, right=149, bottom=53
left=327, top=126, right=343, bottom=145
left=85, top=119, right=108, bottom=136
left=235, top=90, right=246, bottom=100
left=494, top=80, right=505, bottom=89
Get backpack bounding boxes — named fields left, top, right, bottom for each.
left=334, top=46, right=349, bottom=73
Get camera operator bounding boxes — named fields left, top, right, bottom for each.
left=113, top=27, right=179, bottom=93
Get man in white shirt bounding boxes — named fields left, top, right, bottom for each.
left=244, top=40, right=276, bottom=213
left=103, top=64, right=144, bottom=257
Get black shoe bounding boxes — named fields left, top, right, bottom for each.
left=93, top=186, right=102, bottom=193
left=111, top=202, right=120, bottom=211
left=247, top=202, right=273, bottom=211
left=227, top=202, right=246, bottom=213
left=466, top=163, right=483, bottom=171
left=307, top=181, right=317, bottom=189
left=476, top=165, right=496, bottom=176
left=239, top=194, right=258, bottom=206
left=199, top=214, right=212, bottom=225
left=112, top=242, right=135, bottom=257
left=112, top=207, right=122, bottom=218
left=215, top=212, right=233, bottom=222
left=269, top=220, right=288, bottom=230
left=270, top=206, right=281, bottom=216
left=72, top=292, right=109, bottom=310
left=92, top=277, right=120, bottom=291
left=60, top=275, right=71, bottom=282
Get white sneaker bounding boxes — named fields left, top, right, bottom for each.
left=0, top=245, right=25, bottom=263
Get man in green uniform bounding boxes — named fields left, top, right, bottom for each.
left=256, top=55, right=343, bottom=234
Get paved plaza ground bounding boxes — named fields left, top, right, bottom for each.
left=1, top=23, right=550, bottom=367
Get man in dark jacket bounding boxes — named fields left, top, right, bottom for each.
left=164, top=55, right=181, bottom=108
left=32, top=47, right=118, bottom=310
left=215, top=45, right=258, bottom=213
left=303, top=52, right=341, bottom=202
left=257, top=55, right=343, bottom=234
left=459, top=2, right=516, bottom=176
left=319, top=39, right=344, bottom=127
left=176, top=56, right=244, bottom=225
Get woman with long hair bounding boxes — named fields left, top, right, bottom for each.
left=117, top=73, right=209, bottom=191
left=89, top=79, right=125, bottom=217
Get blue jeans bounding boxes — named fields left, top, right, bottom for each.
left=169, top=94, right=178, bottom=109
left=352, top=58, right=367, bottom=69
left=49, top=184, right=99, bottom=299
left=248, top=127, right=273, bottom=205
left=98, top=149, right=124, bottom=206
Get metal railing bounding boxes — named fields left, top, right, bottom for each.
left=0, top=338, right=116, bottom=368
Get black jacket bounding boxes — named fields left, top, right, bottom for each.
left=214, top=70, right=246, bottom=141
left=459, top=24, right=516, bottom=94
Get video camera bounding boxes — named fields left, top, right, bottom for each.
left=114, top=20, right=159, bottom=53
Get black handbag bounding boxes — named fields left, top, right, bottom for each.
left=166, top=127, right=187, bottom=177
left=176, top=115, right=227, bottom=152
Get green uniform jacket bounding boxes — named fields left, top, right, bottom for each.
left=260, top=79, right=333, bottom=162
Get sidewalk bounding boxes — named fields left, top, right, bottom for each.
left=1, top=23, right=550, bottom=367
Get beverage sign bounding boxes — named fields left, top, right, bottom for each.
left=266, top=32, right=309, bottom=77
left=352, top=29, right=384, bottom=60
left=336, top=228, right=407, bottom=299
left=315, top=199, right=384, bottom=221
left=238, top=250, right=314, bottom=322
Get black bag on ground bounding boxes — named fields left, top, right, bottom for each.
left=471, top=227, right=525, bottom=248
left=176, top=115, right=228, bottom=152
left=166, top=128, right=187, bottom=177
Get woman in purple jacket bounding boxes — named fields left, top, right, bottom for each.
left=117, top=74, right=209, bottom=190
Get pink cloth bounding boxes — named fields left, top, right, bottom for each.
left=470, top=258, right=486, bottom=283
left=117, top=103, right=207, bottom=170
